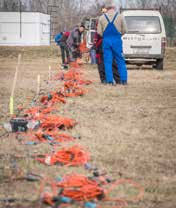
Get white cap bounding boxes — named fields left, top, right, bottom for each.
left=105, top=0, right=115, bottom=8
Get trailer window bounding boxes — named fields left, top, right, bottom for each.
left=125, top=16, right=161, bottom=34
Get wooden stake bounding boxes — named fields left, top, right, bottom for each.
left=10, top=54, right=21, bottom=115
left=37, top=74, right=41, bottom=96
left=48, top=65, right=51, bottom=81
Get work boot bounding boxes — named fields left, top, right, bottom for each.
left=110, top=81, right=117, bottom=86
left=120, top=81, right=128, bottom=85
left=111, top=81, right=117, bottom=86
left=101, top=80, right=107, bottom=85
left=105, top=81, right=116, bottom=86
left=61, top=64, right=69, bottom=70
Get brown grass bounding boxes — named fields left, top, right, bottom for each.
left=0, top=47, right=176, bottom=208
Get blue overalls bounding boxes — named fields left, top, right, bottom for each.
left=103, top=12, right=128, bottom=84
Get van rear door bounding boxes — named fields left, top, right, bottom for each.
left=86, top=18, right=97, bottom=49
left=123, top=16, right=163, bottom=56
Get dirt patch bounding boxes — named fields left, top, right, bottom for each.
left=0, top=47, right=176, bottom=208
left=165, top=47, right=176, bottom=70
left=0, top=46, right=59, bottom=59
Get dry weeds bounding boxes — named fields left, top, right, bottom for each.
left=0, top=47, right=176, bottom=208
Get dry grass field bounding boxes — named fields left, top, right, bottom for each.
left=0, top=46, right=176, bottom=208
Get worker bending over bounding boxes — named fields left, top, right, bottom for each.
left=67, top=24, right=85, bottom=62
left=59, top=31, right=70, bottom=67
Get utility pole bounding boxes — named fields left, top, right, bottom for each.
left=19, top=0, right=22, bottom=38
left=122, top=0, right=127, bottom=8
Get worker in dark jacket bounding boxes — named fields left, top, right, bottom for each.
left=66, top=24, right=85, bottom=62
left=59, top=31, right=70, bottom=66
left=94, top=32, right=120, bottom=84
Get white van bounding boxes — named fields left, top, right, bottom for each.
left=122, top=9, right=166, bottom=70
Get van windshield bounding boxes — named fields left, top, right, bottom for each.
left=125, top=16, right=161, bottom=34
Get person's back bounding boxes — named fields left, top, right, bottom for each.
left=54, top=32, right=63, bottom=45
left=66, top=24, right=85, bottom=62
left=97, top=9, right=126, bottom=37
left=67, top=27, right=81, bottom=49
left=97, top=3, right=128, bottom=85
left=56, top=31, right=70, bottom=65
left=59, top=31, right=70, bottom=46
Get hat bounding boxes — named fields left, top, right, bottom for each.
left=64, top=31, right=70, bottom=37
left=101, top=4, right=106, bottom=9
left=101, top=4, right=107, bottom=13
left=104, top=0, right=115, bottom=9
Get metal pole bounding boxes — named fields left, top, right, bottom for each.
left=122, top=0, right=127, bottom=8
left=50, top=10, right=51, bottom=44
left=19, top=0, right=22, bottom=38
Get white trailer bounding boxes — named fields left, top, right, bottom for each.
left=0, top=12, right=50, bottom=46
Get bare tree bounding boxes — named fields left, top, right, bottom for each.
left=0, top=0, right=26, bottom=11
left=154, top=0, right=176, bottom=38
left=127, top=0, right=152, bottom=8
left=127, top=0, right=176, bottom=43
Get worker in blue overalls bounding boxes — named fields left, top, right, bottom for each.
left=97, top=3, right=128, bottom=85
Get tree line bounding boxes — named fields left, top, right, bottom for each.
left=0, top=0, right=175, bottom=38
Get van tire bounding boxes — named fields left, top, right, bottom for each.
left=155, top=59, right=164, bottom=70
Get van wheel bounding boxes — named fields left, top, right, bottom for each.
left=155, top=59, right=164, bottom=70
